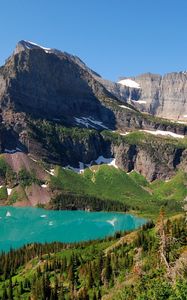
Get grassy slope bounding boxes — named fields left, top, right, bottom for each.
left=151, top=171, right=187, bottom=201
left=129, top=170, right=185, bottom=217
left=50, top=165, right=184, bottom=218
left=103, top=129, right=187, bottom=144
left=50, top=165, right=152, bottom=209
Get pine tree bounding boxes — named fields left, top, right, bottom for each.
left=2, top=285, right=8, bottom=300
left=42, top=273, right=51, bottom=300
left=58, top=284, right=65, bottom=300
left=53, top=276, right=58, bottom=300
left=87, top=264, right=94, bottom=289
left=103, top=255, right=112, bottom=286
left=157, top=207, right=170, bottom=274
left=19, top=281, right=24, bottom=295
left=97, top=288, right=102, bottom=300
left=8, top=277, right=13, bottom=300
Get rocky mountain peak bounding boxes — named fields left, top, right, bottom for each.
left=14, top=40, right=53, bottom=54
left=0, top=40, right=118, bottom=130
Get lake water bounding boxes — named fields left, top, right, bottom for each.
left=0, top=206, right=146, bottom=252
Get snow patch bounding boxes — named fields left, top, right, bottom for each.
left=46, top=169, right=55, bottom=176
left=177, top=121, right=187, bottom=124
left=4, top=149, right=16, bottom=154
left=4, top=148, right=22, bottom=154
left=49, top=169, right=55, bottom=176
left=183, top=115, right=187, bottom=118
left=119, top=132, right=130, bottom=136
left=30, top=157, right=38, bottom=163
left=74, top=117, right=108, bottom=129
left=64, top=162, right=85, bottom=174
left=40, top=215, right=47, bottom=218
left=64, top=155, right=118, bottom=174
left=118, top=79, right=140, bottom=89
left=41, top=184, right=47, bottom=188
left=22, top=40, right=52, bottom=53
left=112, top=130, right=130, bottom=136
left=132, top=100, right=147, bottom=104
left=141, top=130, right=184, bottom=139
left=7, top=188, right=12, bottom=196
left=127, top=170, right=134, bottom=175
left=94, top=156, right=118, bottom=168
left=119, top=105, right=133, bottom=111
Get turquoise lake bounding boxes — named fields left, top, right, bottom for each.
left=0, top=207, right=146, bottom=252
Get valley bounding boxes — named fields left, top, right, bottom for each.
left=0, top=40, right=186, bottom=299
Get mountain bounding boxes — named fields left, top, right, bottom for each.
left=1, top=40, right=118, bottom=128
left=97, top=72, right=187, bottom=121
left=0, top=40, right=187, bottom=210
left=0, top=41, right=186, bottom=300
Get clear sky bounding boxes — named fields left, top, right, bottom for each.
left=1, top=0, right=187, bottom=81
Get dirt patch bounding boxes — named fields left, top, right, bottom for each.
left=3, top=152, right=49, bottom=181
left=25, top=183, right=51, bottom=206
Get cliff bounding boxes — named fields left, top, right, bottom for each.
left=98, top=72, right=187, bottom=121
left=0, top=40, right=186, bottom=190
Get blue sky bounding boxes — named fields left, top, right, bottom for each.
left=1, top=0, right=187, bottom=81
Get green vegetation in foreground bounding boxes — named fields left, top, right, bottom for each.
left=50, top=165, right=184, bottom=218
left=0, top=214, right=186, bottom=299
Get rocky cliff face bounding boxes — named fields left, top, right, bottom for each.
left=98, top=72, right=187, bottom=122
left=1, top=41, right=187, bottom=133
left=130, top=72, right=187, bottom=121
left=0, top=40, right=186, bottom=153
left=0, top=40, right=117, bottom=129
left=113, top=141, right=185, bottom=181
left=26, top=120, right=187, bottom=182
left=0, top=41, right=187, bottom=183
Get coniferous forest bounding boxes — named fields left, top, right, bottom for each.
left=0, top=214, right=186, bottom=300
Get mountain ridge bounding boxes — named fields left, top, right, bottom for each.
left=96, top=71, right=187, bottom=121
left=0, top=41, right=187, bottom=209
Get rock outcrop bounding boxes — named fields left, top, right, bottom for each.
left=97, top=72, right=187, bottom=122
left=113, top=141, right=184, bottom=181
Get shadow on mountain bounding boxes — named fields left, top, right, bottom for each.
left=4, top=48, right=117, bottom=130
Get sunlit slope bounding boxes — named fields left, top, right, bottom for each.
left=50, top=165, right=184, bottom=216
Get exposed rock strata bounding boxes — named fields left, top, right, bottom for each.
left=0, top=41, right=186, bottom=183
left=98, top=72, right=187, bottom=121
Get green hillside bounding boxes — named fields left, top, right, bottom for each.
left=49, top=165, right=184, bottom=218
left=151, top=171, right=187, bottom=201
